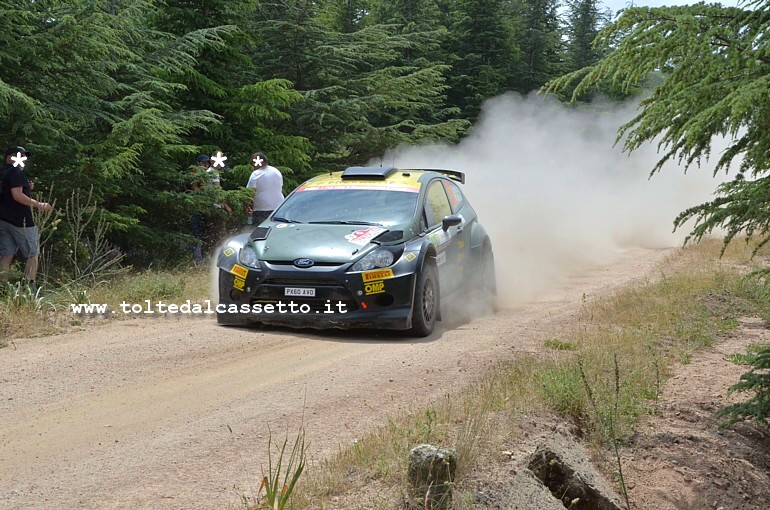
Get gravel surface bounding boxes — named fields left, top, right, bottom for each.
left=0, top=247, right=670, bottom=510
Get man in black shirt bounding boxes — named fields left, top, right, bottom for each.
left=0, top=146, right=53, bottom=288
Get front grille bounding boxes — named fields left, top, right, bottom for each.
left=261, top=277, right=340, bottom=287
left=264, top=261, right=344, bottom=267
left=252, top=278, right=358, bottom=313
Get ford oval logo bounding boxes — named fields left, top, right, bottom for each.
left=294, top=258, right=314, bottom=268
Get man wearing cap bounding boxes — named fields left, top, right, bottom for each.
left=0, top=146, right=53, bottom=288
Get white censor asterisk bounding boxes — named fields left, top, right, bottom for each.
left=211, top=151, right=227, bottom=168
left=252, top=156, right=264, bottom=168
left=11, top=152, right=27, bottom=168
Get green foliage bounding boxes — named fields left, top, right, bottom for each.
left=514, top=0, right=564, bottom=92
left=2, top=0, right=594, bottom=272
left=538, top=364, right=587, bottom=417
left=718, top=346, right=770, bottom=427
left=256, top=0, right=467, bottom=169
left=726, top=343, right=770, bottom=365
left=444, top=0, right=519, bottom=119
left=545, top=0, right=770, bottom=251
left=544, top=338, right=578, bottom=350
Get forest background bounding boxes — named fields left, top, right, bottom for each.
left=0, top=0, right=623, bottom=276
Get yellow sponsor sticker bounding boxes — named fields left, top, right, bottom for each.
left=404, top=253, right=416, bottom=262
left=231, top=264, right=249, bottom=279
left=362, top=268, right=395, bottom=282
left=223, top=247, right=235, bottom=257
left=297, top=172, right=421, bottom=193
left=364, top=281, right=385, bottom=295
left=233, top=277, right=246, bottom=291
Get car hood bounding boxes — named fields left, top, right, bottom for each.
left=253, top=223, right=406, bottom=264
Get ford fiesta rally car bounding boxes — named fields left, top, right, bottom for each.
left=216, top=166, right=496, bottom=336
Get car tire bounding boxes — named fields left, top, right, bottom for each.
left=409, top=260, right=439, bottom=337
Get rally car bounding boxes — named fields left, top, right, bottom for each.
left=216, top=166, right=495, bottom=336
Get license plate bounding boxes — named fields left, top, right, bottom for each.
left=284, top=287, right=315, bottom=297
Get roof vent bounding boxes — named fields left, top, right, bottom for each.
left=341, top=166, right=398, bottom=180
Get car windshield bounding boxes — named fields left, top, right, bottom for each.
left=273, top=189, right=419, bottom=227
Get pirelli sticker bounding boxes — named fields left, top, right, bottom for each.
left=361, top=268, right=394, bottom=282
left=230, top=264, right=249, bottom=279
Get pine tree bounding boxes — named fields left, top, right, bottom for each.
left=513, top=0, right=564, bottom=93
left=444, top=0, right=519, bottom=120
left=256, top=0, right=466, bottom=169
left=0, top=0, right=260, bottom=265
left=564, top=0, right=609, bottom=73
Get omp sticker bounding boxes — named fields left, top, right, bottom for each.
left=404, top=253, right=417, bottom=262
left=362, top=268, right=395, bottom=282
left=345, top=227, right=387, bottom=246
left=364, top=281, right=385, bottom=295
left=233, top=277, right=246, bottom=291
left=231, top=264, right=248, bottom=279
left=437, top=252, right=447, bottom=266
left=223, top=247, right=235, bottom=257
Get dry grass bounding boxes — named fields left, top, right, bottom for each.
left=0, top=264, right=211, bottom=343
left=288, top=239, right=770, bottom=509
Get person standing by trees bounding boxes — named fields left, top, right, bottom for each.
left=188, top=155, right=211, bottom=262
left=188, top=154, right=233, bottom=261
left=246, top=152, right=283, bottom=226
left=0, top=147, right=53, bottom=290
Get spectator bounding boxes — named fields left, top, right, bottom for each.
left=246, top=152, right=283, bottom=226
left=188, top=154, right=232, bottom=262
left=0, top=146, right=53, bottom=290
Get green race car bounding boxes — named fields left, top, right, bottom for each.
left=216, top=166, right=495, bottom=336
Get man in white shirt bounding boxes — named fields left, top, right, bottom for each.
left=246, top=152, right=284, bottom=226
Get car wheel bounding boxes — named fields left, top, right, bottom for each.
left=409, top=260, right=438, bottom=337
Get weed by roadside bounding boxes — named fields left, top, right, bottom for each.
left=288, top=240, right=770, bottom=508
left=243, top=428, right=307, bottom=510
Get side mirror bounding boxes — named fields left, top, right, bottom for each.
left=442, top=215, right=462, bottom=231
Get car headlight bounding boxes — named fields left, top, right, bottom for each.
left=239, top=245, right=261, bottom=269
left=351, top=249, right=395, bottom=272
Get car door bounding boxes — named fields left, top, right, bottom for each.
left=422, top=179, right=464, bottom=295
left=441, top=178, right=472, bottom=274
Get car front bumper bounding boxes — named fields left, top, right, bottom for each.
left=217, top=261, right=417, bottom=330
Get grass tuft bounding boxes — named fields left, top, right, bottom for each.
left=287, top=239, right=770, bottom=508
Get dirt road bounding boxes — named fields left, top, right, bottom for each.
left=0, top=248, right=671, bottom=510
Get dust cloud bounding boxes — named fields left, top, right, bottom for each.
left=378, top=93, right=732, bottom=305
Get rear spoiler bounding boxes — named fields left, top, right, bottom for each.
left=405, top=168, right=465, bottom=184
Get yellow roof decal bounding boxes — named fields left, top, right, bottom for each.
left=297, top=171, right=421, bottom=193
